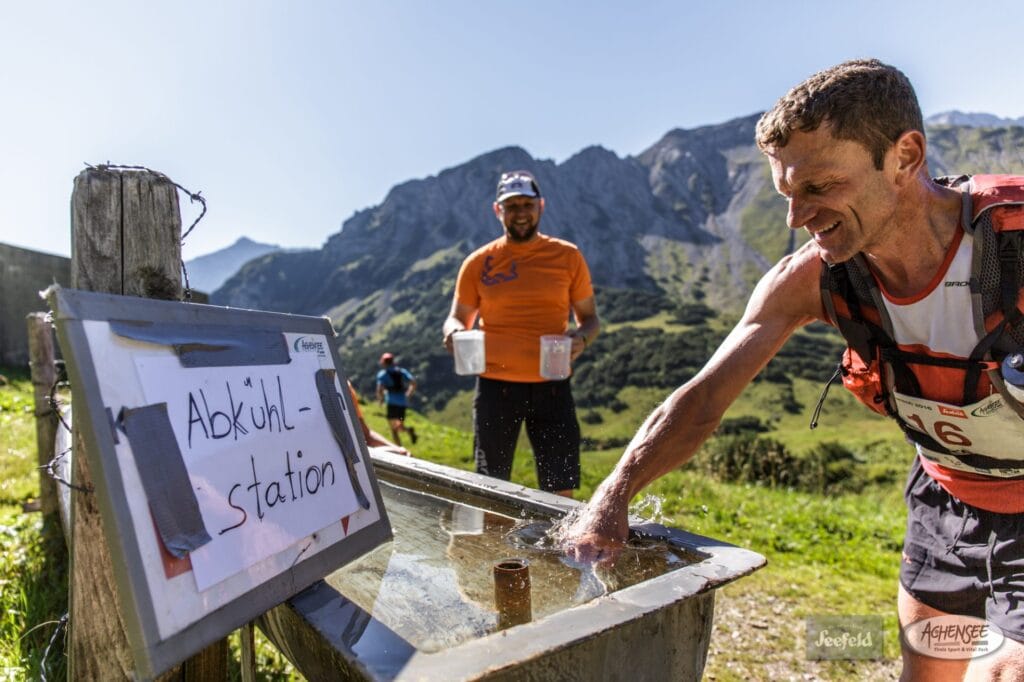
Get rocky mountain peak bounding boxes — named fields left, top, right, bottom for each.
left=212, top=114, right=1024, bottom=329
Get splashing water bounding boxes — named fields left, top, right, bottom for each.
left=629, top=494, right=673, bottom=525
left=503, top=511, right=609, bottom=602
left=502, top=504, right=693, bottom=604
left=544, top=505, right=586, bottom=551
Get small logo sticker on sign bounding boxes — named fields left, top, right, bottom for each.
left=293, top=336, right=326, bottom=356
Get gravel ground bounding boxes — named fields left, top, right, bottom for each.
left=702, top=584, right=902, bottom=681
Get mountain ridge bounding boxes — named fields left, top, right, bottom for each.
left=210, top=114, right=1024, bottom=411
left=213, top=113, right=775, bottom=317
left=184, top=237, right=284, bottom=294
left=211, top=113, right=1024, bottom=323
left=926, top=110, right=1024, bottom=128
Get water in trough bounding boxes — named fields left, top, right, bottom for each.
left=324, top=481, right=699, bottom=653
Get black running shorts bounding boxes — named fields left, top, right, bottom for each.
left=472, top=376, right=581, bottom=492
left=900, top=457, right=1024, bottom=643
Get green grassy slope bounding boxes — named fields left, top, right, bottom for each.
left=0, top=369, right=68, bottom=680
left=3, top=346, right=910, bottom=680
left=382, top=378, right=909, bottom=679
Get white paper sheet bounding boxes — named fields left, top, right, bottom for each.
left=134, top=352, right=361, bottom=591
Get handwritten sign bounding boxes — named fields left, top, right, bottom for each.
left=49, top=287, right=391, bottom=678
left=135, top=352, right=362, bottom=591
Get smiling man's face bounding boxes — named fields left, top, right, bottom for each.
left=767, top=123, right=900, bottom=264
left=495, top=195, right=543, bottom=243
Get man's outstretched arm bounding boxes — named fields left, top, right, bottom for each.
left=568, top=243, right=825, bottom=560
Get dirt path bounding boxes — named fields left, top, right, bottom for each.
left=702, top=583, right=902, bottom=681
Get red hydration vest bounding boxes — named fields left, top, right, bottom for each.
left=820, top=175, right=1024, bottom=477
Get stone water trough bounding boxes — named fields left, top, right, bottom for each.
left=259, top=451, right=766, bottom=681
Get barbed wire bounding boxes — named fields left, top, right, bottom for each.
left=43, top=376, right=93, bottom=494
left=47, top=379, right=71, bottom=434
left=84, top=162, right=207, bottom=301
left=38, top=612, right=68, bottom=682
left=40, top=447, right=91, bottom=494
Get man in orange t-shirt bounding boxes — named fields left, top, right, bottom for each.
left=442, top=170, right=601, bottom=497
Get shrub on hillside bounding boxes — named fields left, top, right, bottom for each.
left=799, top=441, right=866, bottom=494
left=594, top=286, right=673, bottom=323
left=670, top=302, right=717, bottom=325
left=700, top=435, right=801, bottom=488
left=762, top=328, right=845, bottom=383
left=573, top=326, right=721, bottom=408
left=716, top=415, right=770, bottom=435
left=698, top=434, right=866, bottom=494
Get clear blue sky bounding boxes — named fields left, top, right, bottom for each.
left=3, top=1, right=1023, bottom=260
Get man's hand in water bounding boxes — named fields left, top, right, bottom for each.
left=566, top=485, right=631, bottom=565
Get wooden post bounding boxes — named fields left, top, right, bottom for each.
left=26, top=312, right=59, bottom=521
left=240, top=623, right=257, bottom=682
left=70, top=168, right=183, bottom=299
left=68, top=167, right=227, bottom=680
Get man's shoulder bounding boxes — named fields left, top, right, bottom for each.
left=538, top=233, right=581, bottom=251
left=532, top=234, right=588, bottom=264
left=465, top=237, right=508, bottom=260
left=748, top=241, right=828, bottom=322
left=773, top=241, right=825, bottom=288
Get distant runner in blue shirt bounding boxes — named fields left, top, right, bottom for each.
left=375, top=352, right=418, bottom=447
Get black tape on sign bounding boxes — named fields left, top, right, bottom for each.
left=106, top=406, right=120, bottom=444
left=109, top=319, right=289, bottom=367
left=120, top=403, right=212, bottom=558
left=314, top=369, right=370, bottom=509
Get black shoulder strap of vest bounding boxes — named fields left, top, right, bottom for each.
left=824, top=259, right=925, bottom=396
left=821, top=262, right=875, bottom=362
left=998, top=227, right=1024, bottom=326
left=961, top=203, right=1024, bottom=402
left=822, top=254, right=1008, bottom=463
left=386, top=367, right=405, bottom=393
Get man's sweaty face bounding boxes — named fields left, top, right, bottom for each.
left=767, top=125, right=899, bottom=265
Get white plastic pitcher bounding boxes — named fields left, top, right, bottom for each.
left=539, top=335, right=572, bottom=380
left=452, top=330, right=486, bottom=375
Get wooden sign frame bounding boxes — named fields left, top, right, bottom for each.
left=49, top=286, right=392, bottom=679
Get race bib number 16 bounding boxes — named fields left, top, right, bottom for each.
left=894, top=391, right=1024, bottom=461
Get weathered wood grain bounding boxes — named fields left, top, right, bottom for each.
left=71, top=168, right=123, bottom=295
left=68, top=425, right=135, bottom=680
left=68, top=167, right=225, bottom=680
left=69, top=168, right=134, bottom=680
left=27, top=312, right=59, bottom=520
left=122, top=171, right=181, bottom=300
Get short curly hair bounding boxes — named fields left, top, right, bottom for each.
left=755, top=59, right=923, bottom=170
